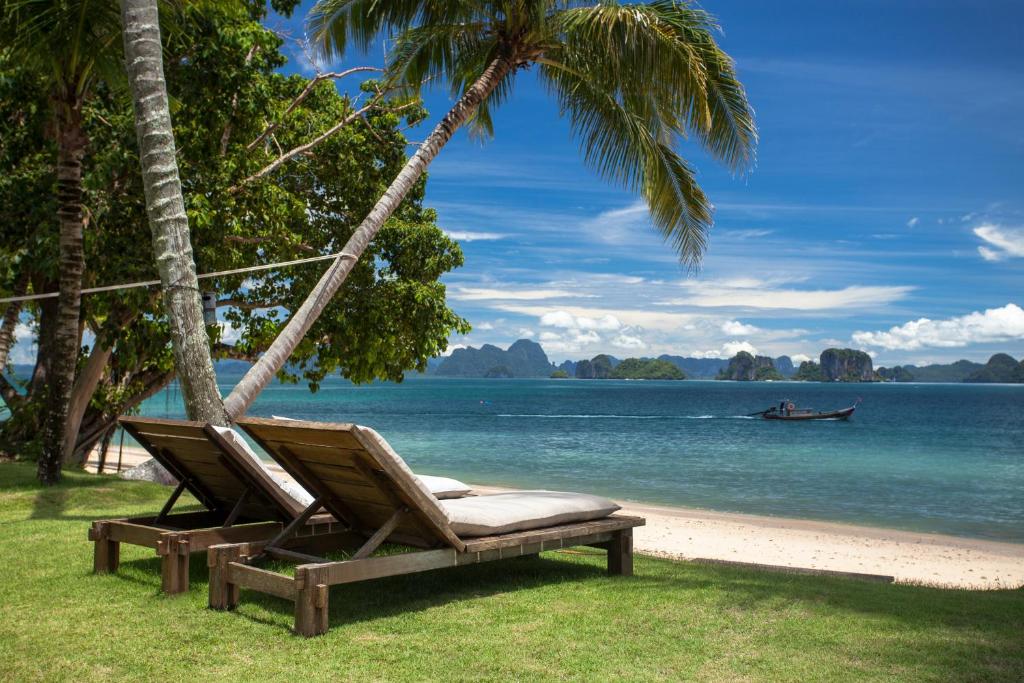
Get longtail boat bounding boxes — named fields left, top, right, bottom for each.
left=763, top=406, right=855, bottom=421
left=753, top=400, right=858, bottom=421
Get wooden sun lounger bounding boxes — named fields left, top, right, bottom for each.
left=208, top=417, right=644, bottom=636
left=89, top=417, right=342, bottom=594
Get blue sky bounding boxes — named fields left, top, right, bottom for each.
left=13, top=1, right=1021, bottom=369
left=262, top=0, right=1020, bottom=366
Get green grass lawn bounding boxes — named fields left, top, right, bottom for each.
left=1, top=462, right=1022, bottom=682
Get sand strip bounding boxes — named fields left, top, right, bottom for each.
left=84, top=448, right=1024, bottom=590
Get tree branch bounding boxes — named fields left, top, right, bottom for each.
left=224, top=235, right=314, bottom=253
left=230, top=98, right=417, bottom=193
left=215, top=298, right=285, bottom=311
left=246, top=66, right=382, bottom=152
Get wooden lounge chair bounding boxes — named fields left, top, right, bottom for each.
left=89, top=417, right=342, bottom=594
left=208, top=417, right=645, bottom=636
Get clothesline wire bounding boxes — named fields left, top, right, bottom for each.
left=0, top=251, right=357, bottom=305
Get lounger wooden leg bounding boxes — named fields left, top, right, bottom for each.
left=607, top=529, right=633, bottom=576
left=208, top=544, right=243, bottom=610
left=160, top=536, right=190, bottom=595
left=294, top=566, right=329, bottom=637
left=90, top=522, right=120, bottom=574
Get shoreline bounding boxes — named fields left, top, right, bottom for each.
left=83, top=447, right=1024, bottom=590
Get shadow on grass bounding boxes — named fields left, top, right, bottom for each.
left=231, top=553, right=609, bottom=633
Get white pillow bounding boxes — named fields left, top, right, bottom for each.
left=417, top=474, right=472, bottom=500
left=441, top=490, right=620, bottom=537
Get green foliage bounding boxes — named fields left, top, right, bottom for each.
left=611, top=358, right=685, bottom=380
left=964, top=353, right=1024, bottom=384
left=306, top=0, right=756, bottom=266
left=0, top=2, right=469, bottom=426
left=754, top=366, right=784, bottom=381
left=550, top=369, right=569, bottom=378
left=3, top=462, right=1024, bottom=681
left=793, top=361, right=826, bottom=382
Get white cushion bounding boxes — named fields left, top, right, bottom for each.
left=417, top=474, right=472, bottom=499
left=253, top=420, right=472, bottom=500
left=212, top=426, right=315, bottom=507
left=441, top=491, right=620, bottom=537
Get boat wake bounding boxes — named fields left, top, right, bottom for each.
left=495, top=414, right=759, bottom=420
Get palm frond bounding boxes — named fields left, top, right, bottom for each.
left=540, top=59, right=712, bottom=266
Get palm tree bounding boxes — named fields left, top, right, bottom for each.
left=223, top=0, right=755, bottom=417
left=0, top=0, right=124, bottom=483
left=120, top=0, right=227, bottom=427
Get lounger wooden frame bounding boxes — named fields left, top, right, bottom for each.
left=208, top=417, right=644, bottom=636
left=89, top=417, right=340, bottom=594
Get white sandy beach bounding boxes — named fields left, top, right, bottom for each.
left=85, top=447, right=1024, bottom=590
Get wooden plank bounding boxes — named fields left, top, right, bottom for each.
left=353, top=427, right=465, bottom=552
left=266, top=547, right=329, bottom=565
left=237, top=418, right=363, bottom=451
left=204, top=424, right=305, bottom=521
left=106, top=521, right=165, bottom=548
left=258, top=442, right=366, bottom=468
left=294, top=565, right=329, bottom=637
left=315, top=548, right=458, bottom=586
left=351, top=508, right=406, bottom=560
left=607, top=529, right=633, bottom=576
left=227, top=562, right=298, bottom=600
left=303, top=461, right=376, bottom=488
left=175, top=521, right=284, bottom=551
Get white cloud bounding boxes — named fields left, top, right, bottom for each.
left=907, top=217, right=919, bottom=228
left=663, top=278, right=913, bottom=311
left=452, top=287, right=587, bottom=301
left=790, top=353, right=812, bottom=363
left=441, top=343, right=467, bottom=356
left=500, top=304, right=698, bottom=333
left=721, top=320, right=761, bottom=335
left=445, top=231, right=508, bottom=242
left=611, top=334, right=646, bottom=350
left=974, top=224, right=1024, bottom=261
left=516, top=328, right=535, bottom=339
left=475, top=322, right=495, bottom=331
left=852, top=303, right=1024, bottom=351
left=581, top=201, right=651, bottom=244
left=692, top=340, right=758, bottom=359
left=539, top=311, right=622, bottom=331
left=217, top=321, right=243, bottom=345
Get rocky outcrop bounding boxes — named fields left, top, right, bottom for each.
left=773, top=356, right=795, bottom=377
left=435, top=339, right=555, bottom=377
left=716, top=352, right=779, bottom=381
left=820, top=348, right=876, bottom=382
left=610, top=358, right=686, bottom=380
left=657, top=355, right=728, bottom=379
left=574, top=354, right=616, bottom=379
left=792, top=361, right=825, bottom=382
left=964, top=354, right=1024, bottom=383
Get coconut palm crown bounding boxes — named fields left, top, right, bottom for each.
left=308, top=0, right=756, bottom=265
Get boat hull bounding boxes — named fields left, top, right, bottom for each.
left=763, top=406, right=856, bottom=421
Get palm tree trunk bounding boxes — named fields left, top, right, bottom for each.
left=120, top=0, right=227, bottom=426
left=223, top=55, right=517, bottom=418
left=62, top=339, right=113, bottom=462
left=37, top=103, right=87, bottom=485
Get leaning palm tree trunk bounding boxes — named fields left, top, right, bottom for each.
left=223, top=55, right=516, bottom=418
left=37, top=105, right=87, bottom=484
left=121, top=0, right=227, bottom=426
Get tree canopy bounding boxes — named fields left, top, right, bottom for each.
left=0, top=0, right=469, bottom=460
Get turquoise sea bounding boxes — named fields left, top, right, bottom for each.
left=133, top=377, right=1024, bottom=542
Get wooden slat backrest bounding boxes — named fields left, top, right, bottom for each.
left=119, top=417, right=296, bottom=521
left=237, top=418, right=465, bottom=552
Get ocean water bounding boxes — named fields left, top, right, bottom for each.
left=136, top=377, right=1024, bottom=542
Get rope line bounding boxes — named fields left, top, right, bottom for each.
left=0, top=251, right=358, bottom=305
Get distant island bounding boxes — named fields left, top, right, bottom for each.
left=428, top=339, right=1024, bottom=384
